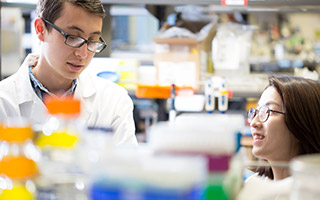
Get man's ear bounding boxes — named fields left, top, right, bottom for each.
left=34, top=18, right=46, bottom=41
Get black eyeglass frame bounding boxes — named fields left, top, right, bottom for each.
left=42, top=18, right=107, bottom=53
left=247, top=105, right=285, bottom=123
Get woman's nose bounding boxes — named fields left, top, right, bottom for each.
left=250, top=114, right=262, bottom=128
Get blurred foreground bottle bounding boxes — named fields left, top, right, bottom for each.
left=0, top=119, right=40, bottom=200
left=78, top=126, right=114, bottom=174
left=35, top=96, right=87, bottom=200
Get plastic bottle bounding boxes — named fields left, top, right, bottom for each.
left=34, top=96, right=87, bottom=200
left=77, top=126, right=114, bottom=174
left=168, top=84, right=176, bottom=123
left=205, top=79, right=215, bottom=113
left=0, top=119, right=40, bottom=200
left=218, top=79, right=228, bottom=114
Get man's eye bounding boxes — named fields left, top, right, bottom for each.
left=68, top=35, right=81, bottom=41
left=89, top=38, right=100, bottom=42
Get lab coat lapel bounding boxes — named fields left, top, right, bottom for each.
left=16, top=54, right=38, bottom=104
left=19, top=99, right=47, bottom=126
left=15, top=54, right=47, bottom=126
left=74, top=72, right=97, bottom=123
left=30, top=98, right=47, bottom=126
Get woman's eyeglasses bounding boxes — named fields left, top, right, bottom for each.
left=42, top=18, right=107, bottom=53
left=248, top=105, right=285, bottom=123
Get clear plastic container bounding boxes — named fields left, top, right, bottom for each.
left=77, top=126, right=114, bottom=174
left=212, top=22, right=254, bottom=77
left=290, top=154, right=320, bottom=200
left=88, top=150, right=207, bottom=200
left=36, top=96, right=82, bottom=150
left=34, top=96, right=87, bottom=200
left=0, top=119, right=40, bottom=200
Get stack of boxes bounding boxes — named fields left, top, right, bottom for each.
left=153, top=21, right=216, bottom=89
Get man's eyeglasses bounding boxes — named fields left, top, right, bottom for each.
left=247, top=105, right=285, bottom=123
left=42, top=18, right=107, bottom=53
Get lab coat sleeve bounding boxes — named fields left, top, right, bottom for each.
left=0, top=98, right=7, bottom=121
left=76, top=73, right=138, bottom=146
left=0, top=78, right=20, bottom=121
left=111, top=93, right=138, bottom=146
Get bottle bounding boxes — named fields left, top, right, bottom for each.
left=218, top=79, right=228, bottom=114
left=34, top=96, right=87, bottom=200
left=36, top=96, right=82, bottom=150
left=205, top=78, right=215, bottom=113
left=168, top=84, right=176, bottom=123
left=77, top=126, right=114, bottom=174
left=0, top=118, right=40, bottom=200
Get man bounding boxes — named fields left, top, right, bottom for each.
left=0, top=0, right=138, bottom=145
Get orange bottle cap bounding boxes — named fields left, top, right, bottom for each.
left=0, top=156, right=38, bottom=179
left=44, top=96, right=81, bottom=115
left=0, top=126, right=33, bottom=142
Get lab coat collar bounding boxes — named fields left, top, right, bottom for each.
left=73, top=70, right=97, bottom=125
left=15, top=54, right=47, bottom=126
left=75, top=70, right=97, bottom=98
left=16, top=54, right=40, bottom=104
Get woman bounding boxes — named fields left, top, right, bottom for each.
left=248, top=74, right=320, bottom=180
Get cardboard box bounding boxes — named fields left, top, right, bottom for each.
left=153, top=22, right=216, bottom=89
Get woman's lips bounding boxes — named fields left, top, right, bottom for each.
left=253, top=134, right=265, bottom=140
left=252, top=132, right=265, bottom=145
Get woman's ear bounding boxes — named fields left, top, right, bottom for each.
left=34, top=18, right=45, bottom=41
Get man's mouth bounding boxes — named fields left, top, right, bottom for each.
left=68, top=62, right=82, bottom=67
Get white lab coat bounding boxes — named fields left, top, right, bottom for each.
left=0, top=54, right=138, bottom=146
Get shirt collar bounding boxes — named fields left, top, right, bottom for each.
left=29, top=65, right=77, bottom=100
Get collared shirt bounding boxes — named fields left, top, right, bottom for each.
left=29, top=65, right=77, bottom=101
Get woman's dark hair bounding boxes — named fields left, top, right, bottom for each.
left=255, top=74, right=320, bottom=179
left=36, top=0, right=105, bottom=31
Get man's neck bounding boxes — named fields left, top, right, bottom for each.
left=32, top=64, right=73, bottom=95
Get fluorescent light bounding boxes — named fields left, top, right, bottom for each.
left=3, top=0, right=37, bottom=4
